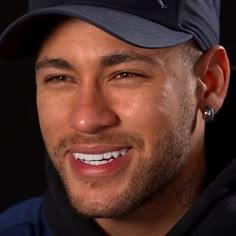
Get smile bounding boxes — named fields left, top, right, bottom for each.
left=73, top=148, right=129, bottom=166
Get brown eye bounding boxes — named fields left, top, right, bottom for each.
left=116, top=72, right=142, bottom=79
left=47, top=75, right=68, bottom=82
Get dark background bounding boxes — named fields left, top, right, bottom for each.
left=0, top=1, right=235, bottom=212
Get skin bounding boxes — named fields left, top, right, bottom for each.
left=36, top=19, right=230, bottom=235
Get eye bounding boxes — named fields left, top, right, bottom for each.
left=46, top=75, right=71, bottom=83
left=115, top=71, right=144, bottom=80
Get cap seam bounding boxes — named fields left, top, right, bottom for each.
left=176, top=0, right=184, bottom=30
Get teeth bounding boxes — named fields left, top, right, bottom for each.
left=73, top=148, right=128, bottom=164
left=121, top=149, right=127, bottom=155
left=112, top=151, right=120, bottom=158
left=82, top=159, right=113, bottom=165
left=91, top=154, right=103, bottom=161
left=103, top=152, right=112, bottom=160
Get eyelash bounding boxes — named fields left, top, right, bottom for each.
left=45, top=75, right=72, bottom=83
left=44, top=71, right=145, bottom=84
left=114, top=71, right=144, bottom=79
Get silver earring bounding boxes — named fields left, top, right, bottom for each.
left=204, top=106, right=214, bottom=122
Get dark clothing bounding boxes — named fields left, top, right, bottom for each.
left=0, top=197, right=53, bottom=236
left=1, top=157, right=236, bottom=236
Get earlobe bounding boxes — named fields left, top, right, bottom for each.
left=196, top=45, right=230, bottom=115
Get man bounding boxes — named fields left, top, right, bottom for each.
left=0, top=0, right=235, bottom=235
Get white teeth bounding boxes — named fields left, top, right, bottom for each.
left=91, top=154, right=104, bottom=161
left=82, top=159, right=113, bottom=165
left=74, top=153, right=103, bottom=161
left=112, top=151, right=120, bottom=158
left=121, top=149, right=127, bottom=155
left=73, top=148, right=128, bottom=165
left=103, top=152, right=112, bottom=160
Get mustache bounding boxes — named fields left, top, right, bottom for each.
left=53, top=132, right=144, bottom=156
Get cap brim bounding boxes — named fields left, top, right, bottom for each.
left=0, top=5, right=193, bottom=61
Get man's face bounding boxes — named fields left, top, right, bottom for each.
left=36, top=19, right=200, bottom=218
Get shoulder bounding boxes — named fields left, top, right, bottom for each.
left=168, top=159, right=236, bottom=236
left=193, top=159, right=236, bottom=235
left=0, top=197, right=54, bottom=236
left=194, top=159, right=236, bottom=235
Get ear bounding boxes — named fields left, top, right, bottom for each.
left=195, top=45, right=230, bottom=114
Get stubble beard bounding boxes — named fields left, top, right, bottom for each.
left=48, top=108, right=194, bottom=219
left=44, top=74, right=196, bottom=218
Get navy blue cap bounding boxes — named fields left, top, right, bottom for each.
left=0, top=0, right=220, bottom=61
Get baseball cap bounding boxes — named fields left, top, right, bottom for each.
left=0, top=0, right=220, bottom=61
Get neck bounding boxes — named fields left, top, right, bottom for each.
left=95, top=148, right=206, bottom=236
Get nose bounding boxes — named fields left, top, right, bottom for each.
left=68, top=85, right=119, bottom=134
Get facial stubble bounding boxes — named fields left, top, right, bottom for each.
left=48, top=101, right=194, bottom=219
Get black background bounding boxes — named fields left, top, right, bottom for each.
left=0, top=1, right=235, bottom=212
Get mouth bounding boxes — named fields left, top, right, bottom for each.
left=72, top=148, right=129, bottom=166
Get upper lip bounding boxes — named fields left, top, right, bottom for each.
left=68, top=144, right=131, bottom=154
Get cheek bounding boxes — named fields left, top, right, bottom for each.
left=115, top=85, right=174, bottom=136
left=36, top=93, right=70, bottom=143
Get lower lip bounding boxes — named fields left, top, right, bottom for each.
left=69, top=150, right=132, bottom=179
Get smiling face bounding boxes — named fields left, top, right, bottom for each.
left=36, top=18, right=203, bottom=218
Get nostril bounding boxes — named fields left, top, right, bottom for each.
left=68, top=106, right=119, bottom=134
left=67, top=87, right=119, bottom=134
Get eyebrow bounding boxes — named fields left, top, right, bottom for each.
left=36, top=58, right=76, bottom=71
left=101, top=52, right=157, bottom=66
left=36, top=52, right=157, bottom=71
